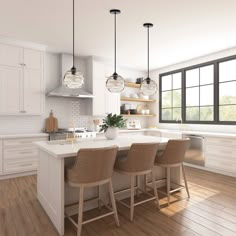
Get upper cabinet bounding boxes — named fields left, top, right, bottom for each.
left=88, top=58, right=120, bottom=116
left=0, top=44, right=23, bottom=68
left=0, top=43, right=44, bottom=115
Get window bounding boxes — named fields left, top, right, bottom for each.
left=219, top=59, right=236, bottom=121
left=185, top=65, right=214, bottom=121
left=159, top=55, right=236, bottom=124
left=161, top=72, right=182, bottom=121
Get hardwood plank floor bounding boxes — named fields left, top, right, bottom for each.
left=0, top=167, right=236, bottom=236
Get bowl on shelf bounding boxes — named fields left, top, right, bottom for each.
left=130, top=109, right=137, bottom=114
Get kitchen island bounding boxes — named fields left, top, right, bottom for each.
left=35, top=135, right=181, bottom=236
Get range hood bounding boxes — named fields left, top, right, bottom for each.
left=47, top=54, right=94, bottom=98
left=47, top=85, right=94, bottom=98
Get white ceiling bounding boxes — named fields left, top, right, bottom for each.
left=1, top=0, right=236, bottom=70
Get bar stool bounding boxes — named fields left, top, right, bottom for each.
left=114, top=143, right=160, bottom=221
left=65, top=146, right=120, bottom=236
left=154, top=139, right=190, bottom=205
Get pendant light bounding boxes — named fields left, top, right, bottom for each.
left=63, top=0, right=84, bottom=89
left=106, top=9, right=125, bottom=93
left=140, top=23, right=158, bottom=96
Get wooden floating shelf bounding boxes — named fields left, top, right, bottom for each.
left=125, top=82, right=141, bottom=88
left=122, top=114, right=156, bottom=117
left=120, top=97, right=156, bottom=103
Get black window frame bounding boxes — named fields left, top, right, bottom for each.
left=159, top=54, right=236, bottom=125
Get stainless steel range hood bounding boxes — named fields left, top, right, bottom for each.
left=47, top=85, right=94, bottom=98
left=47, top=54, right=94, bottom=98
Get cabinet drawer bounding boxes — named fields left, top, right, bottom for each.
left=206, top=155, right=236, bottom=173
left=206, top=137, right=236, bottom=147
left=4, top=147, right=38, bottom=160
left=3, top=158, right=38, bottom=174
left=206, top=145, right=236, bottom=159
left=3, top=137, right=46, bottom=147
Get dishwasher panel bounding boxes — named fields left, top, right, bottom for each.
left=183, top=134, right=205, bottom=166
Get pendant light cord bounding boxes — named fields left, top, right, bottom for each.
left=72, top=0, right=75, bottom=68
left=147, top=25, right=149, bottom=78
left=114, top=12, right=117, bottom=74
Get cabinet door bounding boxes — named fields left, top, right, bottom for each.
left=0, top=66, right=23, bottom=114
left=0, top=141, right=2, bottom=175
left=23, top=69, right=42, bottom=114
left=105, top=91, right=120, bottom=115
left=0, top=44, right=23, bottom=68
left=24, top=48, right=42, bottom=70
left=93, top=79, right=106, bottom=116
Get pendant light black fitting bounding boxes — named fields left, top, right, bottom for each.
left=110, top=9, right=121, bottom=80
left=143, top=23, right=153, bottom=85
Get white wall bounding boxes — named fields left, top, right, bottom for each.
left=149, top=46, right=236, bottom=133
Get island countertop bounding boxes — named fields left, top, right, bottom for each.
left=35, top=135, right=169, bottom=158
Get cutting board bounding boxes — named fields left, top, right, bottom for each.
left=45, top=111, right=58, bottom=132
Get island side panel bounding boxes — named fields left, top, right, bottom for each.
left=37, top=150, right=65, bottom=235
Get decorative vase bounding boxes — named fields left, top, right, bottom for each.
left=104, top=127, right=119, bottom=140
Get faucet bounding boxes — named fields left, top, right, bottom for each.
left=176, top=116, right=183, bottom=130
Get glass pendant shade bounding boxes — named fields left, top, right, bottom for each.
left=64, top=67, right=84, bottom=89
left=106, top=73, right=125, bottom=93
left=141, top=78, right=158, bottom=96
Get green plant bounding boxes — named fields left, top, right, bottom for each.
left=100, top=113, right=126, bottom=132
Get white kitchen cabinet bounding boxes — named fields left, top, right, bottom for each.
left=205, top=137, right=236, bottom=174
left=0, top=43, right=44, bottom=115
left=0, top=141, right=2, bottom=174
left=145, top=131, right=161, bottom=137
left=0, top=44, right=23, bottom=68
left=24, top=69, right=42, bottom=114
left=91, top=59, right=120, bottom=116
left=1, top=136, right=48, bottom=177
left=0, top=66, right=23, bottom=114
left=161, top=131, right=182, bottom=139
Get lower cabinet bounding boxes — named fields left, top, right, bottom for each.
left=0, top=136, right=47, bottom=176
left=205, top=137, right=236, bottom=174
left=160, top=131, right=182, bottom=139
left=0, top=141, right=2, bottom=174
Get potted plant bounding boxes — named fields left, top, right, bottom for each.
left=100, top=113, right=126, bottom=140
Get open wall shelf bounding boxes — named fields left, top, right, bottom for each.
left=120, top=97, right=156, bottom=103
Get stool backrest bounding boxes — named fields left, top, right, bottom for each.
left=160, top=139, right=190, bottom=165
left=67, top=146, right=118, bottom=184
left=123, top=143, right=159, bottom=172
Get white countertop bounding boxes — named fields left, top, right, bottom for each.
left=0, top=133, right=49, bottom=139
left=35, top=135, right=169, bottom=159
left=119, top=128, right=236, bottom=138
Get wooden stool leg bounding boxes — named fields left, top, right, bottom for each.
left=151, top=171, right=160, bottom=209
left=182, top=164, right=190, bottom=198
left=136, top=175, right=139, bottom=197
left=97, top=185, right=101, bottom=210
left=167, top=167, right=171, bottom=206
left=143, top=174, right=147, bottom=193
left=77, top=187, right=84, bottom=236
left=108, top=180, right=120, bottom=227
left=130, top=175, right=135, bottom=221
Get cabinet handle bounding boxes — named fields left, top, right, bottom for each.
left=20, top=110, right=27, bottom=113
left=20, top=163, right=33, bottom=167
left=20, top=151, right=34, bottom=154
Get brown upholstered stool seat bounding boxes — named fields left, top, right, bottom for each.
left=153, top=139, right=190, bottom=205
left=65, top=146, right=120, bottom=236
left=114, top=143, right=160, bottom=221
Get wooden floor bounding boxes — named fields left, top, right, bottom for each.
left=1, top=167, right=236, bottom=236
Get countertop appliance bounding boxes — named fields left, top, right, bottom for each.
left=47, top=127, right=96, bottom=141
left=183, top=134, right=205, bottom=166
left=126, top=120, right=141, bottom=130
